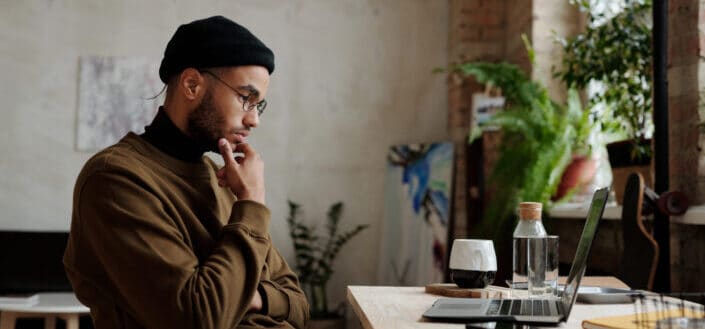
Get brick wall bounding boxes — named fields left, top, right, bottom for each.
left=505, top=0, right=534, bottom=73
left=669, top=0, right=704, bottom=204
left=667, top=0, right=705, bottom=292
left=449, top=0, right=509, bottom=238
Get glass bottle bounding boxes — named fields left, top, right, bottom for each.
left=512, top=202, right=546, bottom=294
left=513, top=202, right=547, bottom=237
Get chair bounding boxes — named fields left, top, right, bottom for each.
left=618, top=173, right=659, bottom=290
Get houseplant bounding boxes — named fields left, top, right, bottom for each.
left=454, top=38, right=593, bottom=238
left=554, top=0, right=653, bottom=160
left=554, top=0, right=653, bottom=201
left=286, top=200, right=368, bottom=328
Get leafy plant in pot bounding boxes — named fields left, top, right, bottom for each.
left=453, top=40, right=594, bottom=239
left=449, top=40, right=600, bottom=282
left=554, top=0, right=653, bottom=201
left=450, top=55, right=594, bottom=284
left=286, top=200, right=368, bottom=328
left=555, top=0, right=653, bottom=202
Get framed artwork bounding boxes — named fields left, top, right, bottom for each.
left=471, top=93, right=505, bottom=127
left=76, top=56, right=163, bottom=151
left=377, top=142, right=454, bottom=286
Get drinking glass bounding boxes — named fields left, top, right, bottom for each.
left=527, top=235, right=559, bottom=299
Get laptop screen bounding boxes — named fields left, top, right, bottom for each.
left=560, top=187, right=609, bottom=317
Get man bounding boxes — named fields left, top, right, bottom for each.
left=64, top=16, right=309, bottom=329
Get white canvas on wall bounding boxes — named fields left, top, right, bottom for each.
left=377, top=142, right=454, bottom=286
left=77, top=56, right=163, bottom=151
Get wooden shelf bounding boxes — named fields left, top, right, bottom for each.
left=550, top=203, right=705, bottom=225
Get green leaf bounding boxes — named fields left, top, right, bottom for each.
left=286, top=200, right=369, bottom=290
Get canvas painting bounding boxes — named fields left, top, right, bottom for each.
left=377, top=142, right=454, bottom=286
left=77, top=56, right=163, bottom=151
left=472, top=93, right=505, bottom=127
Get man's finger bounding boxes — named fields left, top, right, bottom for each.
left=234, top=142, right=254, bottom=156
left=218, top=138, right=237, bottom=166
left=216, top=168, right=225, bottom=178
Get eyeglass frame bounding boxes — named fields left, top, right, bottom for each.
left=199, top=70, right=267, bottom=116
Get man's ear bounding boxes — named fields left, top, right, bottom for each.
left=179, top=68, right=205, bottom=100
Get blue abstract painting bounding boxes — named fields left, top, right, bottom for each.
left=378, top=142, right=454, bottom=285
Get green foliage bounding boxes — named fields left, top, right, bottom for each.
left=286, top=200, right=368, bottom=317
left=554, top=0, right=652, bottom=156
left=453, top=60, right=591, bottom=238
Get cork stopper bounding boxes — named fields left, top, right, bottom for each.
left=518, top=202, right=542, bottom=220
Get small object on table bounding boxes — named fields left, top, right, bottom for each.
left=0, top=293, right=39, bottom=306
left=574, top=286, right=637, bottom=304
left=424, top=283, right=509, bottom=298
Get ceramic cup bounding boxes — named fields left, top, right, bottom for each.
left=449, top=239, right=497, bottom=289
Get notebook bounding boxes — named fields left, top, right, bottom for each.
left=422, top=187, right=609, bottom=325
left=582, top=309, right=704, bottom=329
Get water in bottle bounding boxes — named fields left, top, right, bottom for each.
left=512, top=202, right=546, bottom=297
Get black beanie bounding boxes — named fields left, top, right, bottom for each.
left=159, top=16, right=275, bottom=84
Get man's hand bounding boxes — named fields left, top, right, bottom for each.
left=248, top=290, right=263, bottom=312
left=217, top=138, right=266, bottom=204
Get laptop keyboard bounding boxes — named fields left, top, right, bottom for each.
left=486, top=299, right=559, bottom=316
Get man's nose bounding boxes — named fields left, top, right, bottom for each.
left=244, top=110, right=259, bottom=128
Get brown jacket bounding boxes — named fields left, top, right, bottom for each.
left=64, top=133, right=309, bottom=329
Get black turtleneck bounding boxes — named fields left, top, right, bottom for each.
left=141, top=107, right=210, bottom=163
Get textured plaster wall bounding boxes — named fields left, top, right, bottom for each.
left=532, top=0, right=582, bottom=101
left=0, top=0, right=449, bottom=311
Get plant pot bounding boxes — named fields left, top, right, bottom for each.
left=606, top=139, right=652, bottom=168
left=606, top=139, right=653, bottom=204
left=306, top=317, right=345, bottom=329
left=553, top=155, right=598, bottom=201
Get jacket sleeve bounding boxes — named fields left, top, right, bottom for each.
left=258, top=247, right=310, bottom=329
left=64, top=170, right=269, bottom=329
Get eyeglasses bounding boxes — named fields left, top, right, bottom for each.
left=199, top=70, right=267, bottom=116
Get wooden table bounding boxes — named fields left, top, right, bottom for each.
left=0, top=292, right=89, bottom=329
left=347, top=277, right=632, bottom=329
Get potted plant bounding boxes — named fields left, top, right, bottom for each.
left=452, top=37, right=594, bottom=238
left=286, top=200, right=368, bottom=329
left=554, top=0, right=653, bottom=201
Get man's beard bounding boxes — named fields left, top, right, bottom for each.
left=187, top=89, right=225, bottom=153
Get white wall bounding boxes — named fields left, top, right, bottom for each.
left=0, top=0, right=449, bottom=310
left=532, top=0, right=582, bottom=101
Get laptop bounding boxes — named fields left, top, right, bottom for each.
left=423, top=187, right=610, bottom=325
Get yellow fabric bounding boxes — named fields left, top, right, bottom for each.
left=64, top=133, right=309, bottom=329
